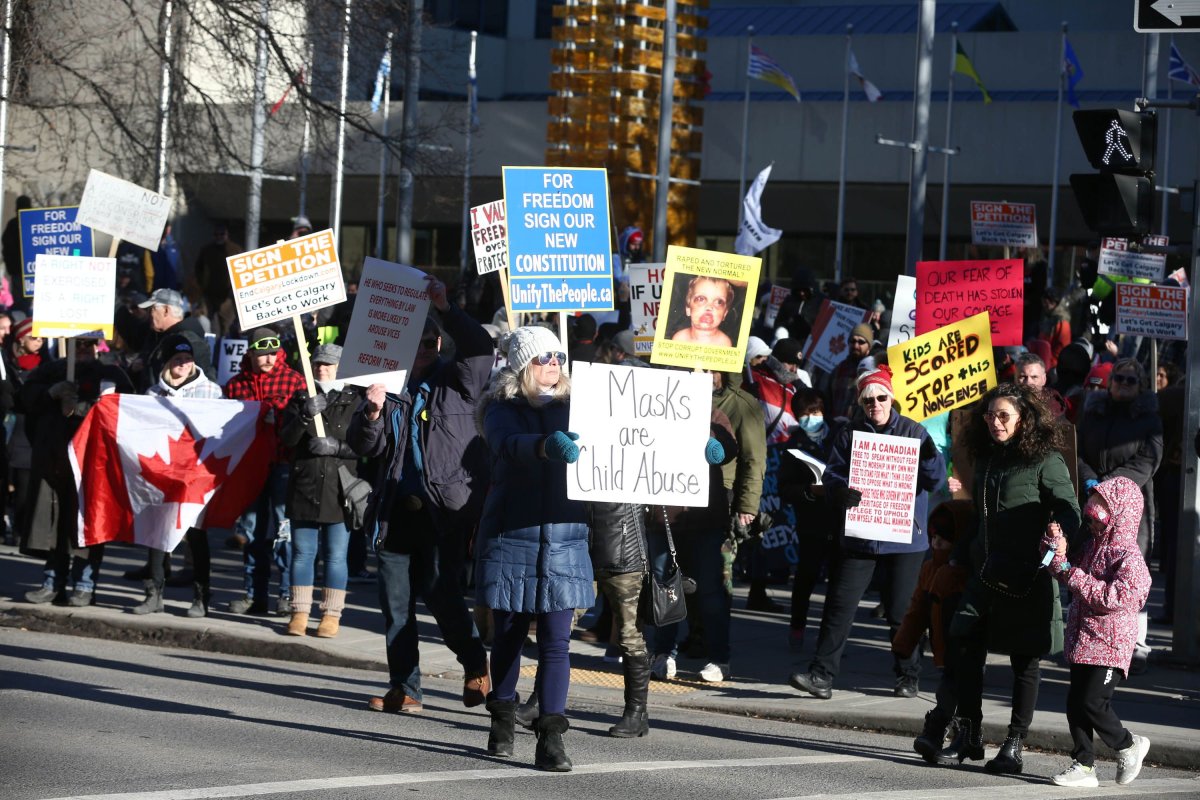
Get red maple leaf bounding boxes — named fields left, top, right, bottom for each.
left=138, top=426, right=232, bottom=528
left=828, top=333, right=847, bottom=356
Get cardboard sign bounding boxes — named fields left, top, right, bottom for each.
left=470, top=200, right=508, bottom=275
left=503, top=166, right=614, bottom=312
left=887, top=274, right=918, bottom=348
left=76, top=169, right=172, bottom=252
left=969, top=201, right=1038, bottom=248
left=566, top=361, right=712, bottom=506
left=18, top=206, right=94, bottom=298
left=764, top=285, right=791, bottom=327
left=339, top=258, right=431, bottom=392
left=650, top=245, right=761, bottom=372
left=628, top=263, right=665, bottom=356
left=1115, top=283, right=1188, bottom=341
left=225, top=229, right=345, bottom=330
left=916, top=259, right=1023, bottom=347
left=844, top=430, right=919, bottom=543
left=801, top=299, right=870, bottom=373
left=888, top=311, right=996, bottom=423
left=31, top=255, right=116, bottom=339
left=216, top=338, right=248, bottom=386
left=1098, top=236, right=1168, bottom=282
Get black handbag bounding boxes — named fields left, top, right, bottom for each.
left=978, top=460, right=1041, bottom=598
left=337, top=465, right=371, bottom=530
left=641, top=508, right=688, bottom=626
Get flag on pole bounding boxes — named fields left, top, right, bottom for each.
left=268, top=69, right=305, bottom=117
left=1169, top=42, right=1200, bottom=87
left=848, top=49, right=883, bottom=102
left=1064, top=38, right=1084, bottom=109
left=735, top=164, right=783, bottom=256
left=370, top=47, right=392, bottom=114
left=69, top=395, right=275, bottom=552
left=748, top=46, right=801, bottom=102
left=954, top=41, right=991, bottom=103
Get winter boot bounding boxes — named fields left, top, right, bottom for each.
left=287, top=586, right=314, bottom=636
left=316, top=587, right=345, bottom=638
left=534, top=713, right=572, bottom=772
left=515, top=688, right=540, bottom=730
left=131, top=579, right=165, bottom=615
left=913, top=708, right=952, bottom=764
left=186, top=582, right=210, bottom=618
left=609, top=652, right=650, bottom=738
left=937, top=717, right=985, bottom=765
left=985, top=734, right=1024, bottom=775
left=485, top=694, right=517, bottom=757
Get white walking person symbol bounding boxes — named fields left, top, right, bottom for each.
left=1102, top=119, right=1133, bottom=165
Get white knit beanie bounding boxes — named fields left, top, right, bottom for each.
left=506, top=325, right=564, bottom=372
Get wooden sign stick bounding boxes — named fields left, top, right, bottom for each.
left=292, top=313, right=326, bottom=437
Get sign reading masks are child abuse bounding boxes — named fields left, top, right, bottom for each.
left=886, top=311, right=997, bottom=423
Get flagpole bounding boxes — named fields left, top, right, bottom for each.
left=903, top=0, right=935, bottom=278
left=245, top=0, right=270, bottom=250
left=459, top=30, right=478, bottom=280
left=652, top=0, right=677, bottom=262
left=737, top=25, right=754, bottom=230
left=1047, top=21, right=1067, bottom=288
left=375, top=30, right=394, bottom=259
left=154, top=0, right=174, bottom=196
left=331, top=0, right=352, bottom=248
left=396, top=0, right=424, bottom=265
left=1162, top=37, right=1174, bottom=236
left=298, top=42, right=312, bottom=219
left=938, top=22, right=957, bottom=261
left=834, top=24, right=851, bottom=283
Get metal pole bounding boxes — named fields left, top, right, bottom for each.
left=331, top=0, right=352, bottom=247
left=834, top=24, right=852, bottom=283
left=0, top=0, right=14, bottom=214
left=1162, top=37, right=1174, bottom=236
left=1047, top=22, right=1067, bottom=287
left=903, top=0, right=936, bottom=277
left=652, top=0, right=677, bottom=263
left=298, top=42, right=313, bottom=219
left=737, top=26, right=753, bottom=230
left=396, top=0, right=424, bottom=265
left=459, top=30, right=478, bottom=278
left=938, top=22, right=958, bottom=261
left=1177, top=174, right=1200, bottom=662
left=154, top=0, right=174, bottom=196
left=375, top=30, right=394, bottom=259
left=245, top=0, right=270, bottom=250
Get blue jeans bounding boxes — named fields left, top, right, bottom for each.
left=291, top=521, right=349, bottom=589
left=242, top=463, right=291, bottom=600
left=648, top=526, right=731, bottom=664
left=44, top=547, right=105, bottom=593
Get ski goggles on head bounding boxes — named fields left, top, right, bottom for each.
left=250, top=337, right=281, bottom=352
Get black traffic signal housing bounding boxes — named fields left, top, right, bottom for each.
left=1069, top=109, right=1156, bottom=237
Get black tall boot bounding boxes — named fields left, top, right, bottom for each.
left=131, top=579, right=164, bottom=615
left=187, top=581, right=210, bottom=618
left=515, top=688, right=540, bottom=730
left=609, top=653, right=650, bottom=738
left=913, top=708, right=952, bottom=764
left=985, top=734, right=1024, bottom=774
left=534, top=713, right=572, bottom=772
left=485, top=694, right=516, bottom=758
left=937, top=717, right=985, bottom=765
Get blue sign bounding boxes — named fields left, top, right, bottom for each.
left=19, top=206, right=94, bottom=298
left=503, top=166, right=614, bottom=312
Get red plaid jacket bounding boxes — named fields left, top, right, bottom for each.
left=224, top=359, right=307, bottom=462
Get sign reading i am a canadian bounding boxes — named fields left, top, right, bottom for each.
left=969, top=201, right=1038, bottom=248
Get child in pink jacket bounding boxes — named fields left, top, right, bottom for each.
left=1044, top=476, right=1152, bottom=788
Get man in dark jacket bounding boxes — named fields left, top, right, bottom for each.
left=131, top=288, right=214, bottom=392
left=347, top=274, right=491, bottom=715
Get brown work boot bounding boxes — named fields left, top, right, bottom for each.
left=463, top=667, right=490, bottom=708
left=368, top=688, right=422, bottom=714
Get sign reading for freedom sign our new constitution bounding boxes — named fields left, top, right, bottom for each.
left=31, top=254, right=116, bottom=339
left=339, top=258, right=432, bottom=393
left=76, top=169, right=172, bottom=252
left=844, top=430, right=920, bottom=543
left=1115, top=283, right=1188, bottom=341
left=969, top=201, right=1038, bottom=248
left=887, top=311, right=997, bottom=423
left=18, top=206, right=93, bottom=298
left=915, top=259, right=1023, bottom=346
left=567, top=361, right=712, bottom=506
left=225, top=229, right=346, bottom=331
left=470, top=200, right=508, bottom=275
left=503, top=166, right=613, bottom=312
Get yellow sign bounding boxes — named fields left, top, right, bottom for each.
left=650, top=245, right=760, bottom=372
left=887, top=311, right=996, bottom=422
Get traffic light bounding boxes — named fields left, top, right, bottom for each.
left=1069, top=109, right=1156, bottom=237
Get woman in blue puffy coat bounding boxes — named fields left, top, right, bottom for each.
left=474, top=325, right=592, bottom=772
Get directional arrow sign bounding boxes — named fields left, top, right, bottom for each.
left=1136, top=0, right=1200, bottom=31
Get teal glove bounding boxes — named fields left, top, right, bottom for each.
left=544, top=431, right=581, bottom=463
left=704, top=437, right=725, bottom=465
left=1084, top=479, right=1099, bottom=494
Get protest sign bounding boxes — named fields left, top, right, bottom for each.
left=1098, top=236, right=1168, bottom=282
left=502, top=166, right=613, bottom=312
left=801, top=299, right=870, bottom=373
left=915, top=259, right=1023, bottom=346
left=764, top=285, right=791, bottom=327
left=628, top=263, right=665, bottom=356
left=844, top=430, right=919, bottom=543
left=225, top=229, right=345, bottom=331
left=470, top=200, right=508, bottom=275
left=969, top=201, right=1038, bottom=248
left=31, top=255, right=116, bottom=339
left=1168, top=267, right=1189, bottom=288
left=888, top=311, right=996, bottom=423
left=1115, top=283, right=1188, bottom=341
left=339, top=258, right=431, bottom=392
left=76, top=169, right=172, bottom=252
left=566, top=361, right=712, bottom=506
left=216, top=338, right=248, bottom=386
left=650, top=245, right=761, bottom=372
left=757, top=445, right=799, bottom=567
left=18, top=206, right=93, bottom=298
left=887, top=274, right=917, bottom=348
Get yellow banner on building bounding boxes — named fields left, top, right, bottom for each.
left=887, top=311, right=996, bottom=422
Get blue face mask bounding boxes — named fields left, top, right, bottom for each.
left=797, top=415, right=827, bottom=438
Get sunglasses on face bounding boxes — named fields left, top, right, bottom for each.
left=983, top=411, right=1018, bottom=424
left=862, top=394, right=890, bottom=406
left=535, top=352, right=567, bottom=366
left=250, top=337, right=281, bottom=352
left=1111, top=374, right=1138, bottom=386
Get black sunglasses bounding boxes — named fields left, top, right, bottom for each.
left=862, top=394, right=889, bottom=405
left=535, top=351, right=567, bottom=366
left=250, top=337, right=281, bottom=351
left=1111, top=374, right=1138, bottom=386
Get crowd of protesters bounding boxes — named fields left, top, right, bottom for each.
left=0, top=217, right=1182, bottom=782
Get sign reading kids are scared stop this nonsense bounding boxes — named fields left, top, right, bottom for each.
left=887, top=311, right=997, bottom=423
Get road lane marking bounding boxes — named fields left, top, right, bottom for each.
left=768, top=776, right=1200, bottom=800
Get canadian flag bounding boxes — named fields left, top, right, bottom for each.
left=69, top=395, right=275, bottom=551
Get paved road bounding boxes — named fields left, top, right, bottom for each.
left=4, top=628, right=1197, bottom=800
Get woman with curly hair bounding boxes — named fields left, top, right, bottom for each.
left=930, top=384, right=1080, bottom=774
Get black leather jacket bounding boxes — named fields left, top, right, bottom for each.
left=589, top=502, right=648, bottom=578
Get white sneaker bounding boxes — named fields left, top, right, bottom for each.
left=1116, top=734, right=1150, bottom=785
left=698, top=662, right=729, bottom=683
left=650, top=654, right=676, bottom=680
left=1051, top=761, right=1099, bottom=788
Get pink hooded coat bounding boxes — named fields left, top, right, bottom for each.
left=1053, top=476, right=1151, bottom=673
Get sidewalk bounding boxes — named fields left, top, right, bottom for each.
left=2, top=538, right=1198, bottom=769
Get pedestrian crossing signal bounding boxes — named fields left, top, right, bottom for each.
left=1072, top=109, right=1156, bottom=174
left=1070, top=109, right=1156, bottom=236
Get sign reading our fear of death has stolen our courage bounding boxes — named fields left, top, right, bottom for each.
left=502, top=166, right=613, bottom=312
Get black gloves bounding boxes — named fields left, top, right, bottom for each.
left=303, top=394, right=328, bottom=418
left=830, top=484, right=863, bottom=509
left=307, top=436, right=341, bottom=457
left=920, top=436, right=937, bottom=462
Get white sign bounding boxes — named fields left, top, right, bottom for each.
left=844, top=430, right=919, bottom=543
left=339, top=258, right=431, bottom=392
left=627, top=263, right=665, bottom=356
left=969, top=201, right=1038, bottom=248
left=1098, top=236, right=1168, bottom=282
left=76, top=169, right=172, bottom=252
left=566, top=361, right=712, bottom=506
left=216, top=338, right=248, bottom=386
left=225, top=229, right=346, bottom=330
left=470, top=200, right=508, bottom=275
left=764, top=285, right=791, bottom=327
left=1115, top=283, right=1189, bottom=341
left=887, top=275, right=917, bottom=348
left=802, top=299, right=870, bottom=373
left=31, top=254, right=116, bottom=339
